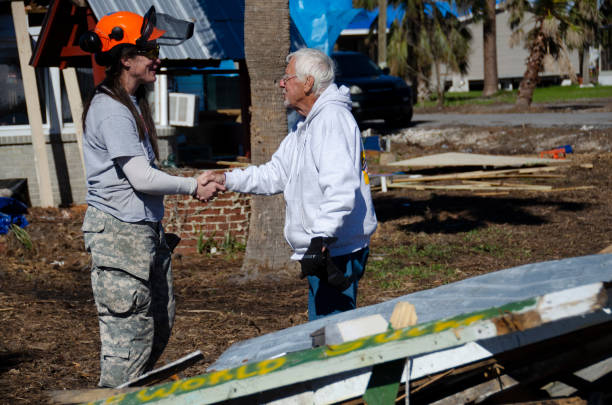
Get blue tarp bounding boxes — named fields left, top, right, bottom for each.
left=290, top=0, right=360, bottom=54
left=210, top=254, right=612, bottom=371
left=0, top=197, right=28, bottom=235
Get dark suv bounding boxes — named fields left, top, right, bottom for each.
left=331, top=51, right=413, bottom=127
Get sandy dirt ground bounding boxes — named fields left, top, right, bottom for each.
left=1, top=100, right=611, bottom=404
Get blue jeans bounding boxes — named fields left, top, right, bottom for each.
left=307, top=247, right=369, bottom=321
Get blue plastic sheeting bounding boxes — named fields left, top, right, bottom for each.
left=209, top=254, right=612, bottom=371
left=0, top=197, right=28, bottom=235
left=290, top=0, right=360, bottom=54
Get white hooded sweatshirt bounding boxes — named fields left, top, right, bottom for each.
left=225, top=83, right=378, bottom=260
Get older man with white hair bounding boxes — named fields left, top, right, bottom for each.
left=206, top=48, right=378, bottom=320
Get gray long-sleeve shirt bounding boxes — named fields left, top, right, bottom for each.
left=83, top=92, right=194, bottom=222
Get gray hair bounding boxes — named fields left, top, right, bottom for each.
left=286, top=48, right=335, bottom=95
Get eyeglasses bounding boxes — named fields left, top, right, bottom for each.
left=137, top=44, right=160, bottom=60
left=280, top=74, right=297, bottom=83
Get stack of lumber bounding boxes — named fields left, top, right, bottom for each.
left=371, top=152, right=593, bottom=194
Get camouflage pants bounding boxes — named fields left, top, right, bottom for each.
left=83, top=206, right=175, bottom=388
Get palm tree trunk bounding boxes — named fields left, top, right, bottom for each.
left=242, top=0, right=297, bottom=278
left=482, top=0, right=498, bottom=97
left=417, top=75, right=430, bottom=104
left=517, top=28, right=546, bottom=107
left=434, top=61, right=444, bottom=107
left=582, top=46, right=591, bottom=85
left=378, top=0, right=387, bottom=68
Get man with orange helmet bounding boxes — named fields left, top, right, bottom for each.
left=78, top=7, right=218, bottom=387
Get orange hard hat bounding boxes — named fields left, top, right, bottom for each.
left=94, top=10, right=165, bottom=53
left=79, top=6, right=194, bottom=66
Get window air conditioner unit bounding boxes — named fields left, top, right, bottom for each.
left=168, top=92, right=197, bottom=127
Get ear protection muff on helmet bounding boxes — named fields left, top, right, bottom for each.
left=79, top=31, right=102, bottom=54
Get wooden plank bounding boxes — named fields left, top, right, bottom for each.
left=117, top=351, right=205, bottom=388
left=88, top=283, right=608, bottom=405
left=389, top=302, right=418, bottom=330
left=47, top=388, right=141, bottom=404
left=11, top=1, right=54, bottom=207
left=546, top=186, right=595, bottom=192
left=387, top=183, right=553, bottom=192
left=391, top=166, right=561, bottom=183
left=460, top=180, right=548, bottom=187
left=61, top=67, right=86, bottom=178
left=389, top=152, right=567, bottom=168
left=430, top=375, right=519, bottom=404
left=215, top=160, right=250, bottom=167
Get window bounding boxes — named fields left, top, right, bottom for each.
left=168, top=61, right=241, bottom=113
left=0, top=6, right=46, bottom=127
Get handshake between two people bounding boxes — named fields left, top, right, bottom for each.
left=194, top=171, right=227, bottom=202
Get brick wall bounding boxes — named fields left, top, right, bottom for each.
left=163, top=168, right=251, bottom=255
left=0, top=133, right=251, bottom=256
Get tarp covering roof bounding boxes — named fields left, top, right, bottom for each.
left=88, top=0, right=244, bottom=60
left=290, top=0, right=359, bottom=54
left=210, top=253, right=612, bottom=371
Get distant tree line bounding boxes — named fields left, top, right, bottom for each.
left=354, top=0, right=605, bottom=107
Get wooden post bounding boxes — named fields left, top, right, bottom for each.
left=61, top=67, right=86, bottom=177
left=11, top=1, right=55, bottom=207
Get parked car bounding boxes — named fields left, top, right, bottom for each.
left=331, top=51, right=413, bottom=127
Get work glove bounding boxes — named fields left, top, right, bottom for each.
left=300, top=237, right=328, bottom=279
left=300, top=237, right=352, bottom=291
